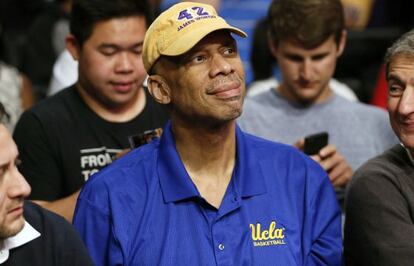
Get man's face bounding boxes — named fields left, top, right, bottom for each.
left=71, top=16, right=147, bottom=109
left=271, top=34, right=345, bottom=104
left=156, top=31, right=245, bottom=126
left=387, top=54, right=414, bottom=152
left=0, top=125, right=31, bottom=239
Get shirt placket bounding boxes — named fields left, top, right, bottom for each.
left=211, top=195, right=241, bottom=266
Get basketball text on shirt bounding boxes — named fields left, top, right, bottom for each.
left=249, top=220, right=286, bottom=247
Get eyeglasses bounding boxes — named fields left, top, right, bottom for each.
left=0, top=102, right=10, bottom=123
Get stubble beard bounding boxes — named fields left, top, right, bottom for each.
left=0, top=217, right=25, bottom=239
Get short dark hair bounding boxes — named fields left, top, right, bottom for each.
left=251, top=18, right=275, bottom=81
left=70, top=0, right=152, bottom=47
left=268, top=0, right=344, bottom=48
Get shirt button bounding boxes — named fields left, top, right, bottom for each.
left=218, top=243, right=225, bottom=251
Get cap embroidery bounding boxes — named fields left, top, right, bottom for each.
left=176, top=7, right=216, bottom=32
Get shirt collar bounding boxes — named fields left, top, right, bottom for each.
left=399, top=143, right=414, bottom=166
left=0, top=221, right=41, bottom=263
left=404, top=147, right=414, bottom=166
left=157, top=121, right=267, bottom=203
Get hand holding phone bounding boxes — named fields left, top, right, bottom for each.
left=303, top=132, right=329, bottom=155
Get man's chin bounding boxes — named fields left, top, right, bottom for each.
left=0, top=217, right=25, bottom=239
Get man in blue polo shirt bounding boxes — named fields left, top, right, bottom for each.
left=73, top=2, right=342, bottom=265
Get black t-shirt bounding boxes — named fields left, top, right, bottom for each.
left=3, top=201, right=93, bottom=266
left=13, top=85, right=169, bottom=200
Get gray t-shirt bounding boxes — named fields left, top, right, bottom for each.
left=238, top=89, right=397, bottom=171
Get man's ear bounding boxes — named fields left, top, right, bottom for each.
left=267, top=33, right=279, bottom=59
left=336, top=30, right=347, bottom=58
left=147, top=75, right=171, bottom=105
left=66, top=34, right=80, bottom=61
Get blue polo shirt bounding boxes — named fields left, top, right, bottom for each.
left=73, top=121, right=342, bottom=265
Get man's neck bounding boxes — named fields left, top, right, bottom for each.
left=173, top=120, right=237, bottom=208
left=276, top=84, right=333, bottom=106
left=76, top=83, right=146, bottom=123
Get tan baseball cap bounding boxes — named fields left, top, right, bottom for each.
left=142, top=1, right=247, bottom=73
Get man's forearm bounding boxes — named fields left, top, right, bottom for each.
left=32, top=190, right=80, bottom=222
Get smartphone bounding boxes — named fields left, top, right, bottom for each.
left=303, top=132, right=329, bottom=155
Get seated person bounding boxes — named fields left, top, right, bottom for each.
left=73, top=2, right=342, bottom=265
left=344, top=29, right=414, bottom=265
left=239, top=0, right=397, bottom=209
left=13, top=0, right=169, bottom=222
left=0, top=103, right=93, bottom=265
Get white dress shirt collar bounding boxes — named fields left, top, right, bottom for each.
left=0, top=221, right=41, bottom=264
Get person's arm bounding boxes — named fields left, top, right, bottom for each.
left=73, top=184, right=123, bottom=265
left=33, top=190, right=79, bottom=222
left=344, top=170, right=414, bottom=265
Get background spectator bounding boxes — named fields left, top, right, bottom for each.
left=13, top=0, right=168, bottom=222
left=345, top=29, right=414, bottom=265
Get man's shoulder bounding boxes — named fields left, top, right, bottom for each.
left=82, top=141, right=160, bottom=194
left=241, top=131, right=331, bottom=194
left=24, top=86, right=80, bottom=120
left=21, top=201, right=94, bottom=265
left=242, top=131, right=317, bottom=167
left=242, top=131, right=291, bottom=151
left=347, top=145, right=414, bottom=210
left=15, top=86, right=91, bottom=134
left=247, top=89, right=279, bottom=106
left=239, top=91, right=281, bottom=123
left=348, top=145, right=414, bottom=200
left=23, top=201, right=82, bottom=245
left=327, top=96, right=390, bottom=131
left=353, top=145, right=410, bottom=182
left=23, top=201, right=73, bottom=231
left=76, top=141, right=160, bottom=219
left=335, top=95, right=387, bottom=117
